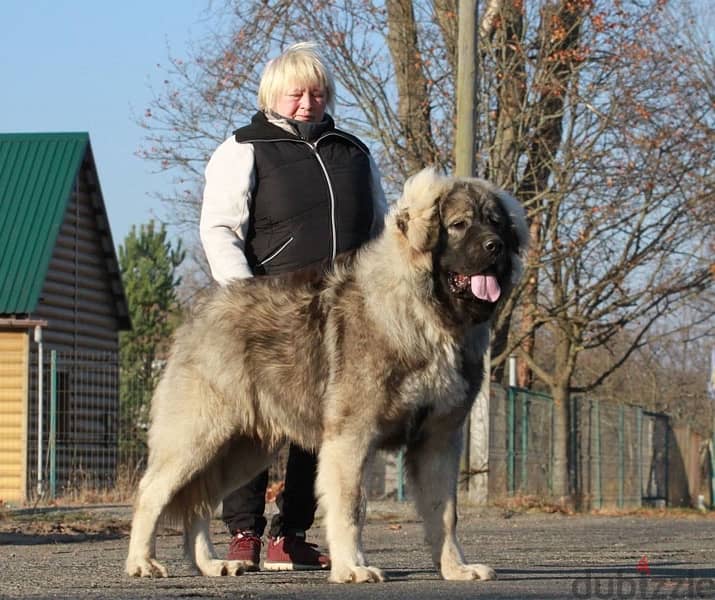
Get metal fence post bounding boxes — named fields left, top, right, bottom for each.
left=665, top=416, right=671, bottom=506
left=507, top=387, right=515, bottom=495
left=549, top=395, right=554, bottom=496
left=34, top=325, right=44, bottom=497
left=569, top=396, right=577, bottom=499
left=636, top=407, right=642, bottom=508
left=710, top=435, right=714, bottom=509
left=397, top=448, right=405, bottom=501
left=49, top=350, right=57, bottom=499
left=618, top=404, right=625, bottom=508
left=593, top=399, right=601, bottom=509
left=521, top=391, right=528, bottom=493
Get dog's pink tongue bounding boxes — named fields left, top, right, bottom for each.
left=471, top=275, right=501, bottom=302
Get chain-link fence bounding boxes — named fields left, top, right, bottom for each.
left=1, top=349, right=711, bottom=508
left=25, top=350, right=123, bottom=501
left=487, top=386, right=712, bottom=509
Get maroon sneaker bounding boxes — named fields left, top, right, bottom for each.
left=263, top=533, right=330, bottom=571
left=226, top=530, right=262, bottom=571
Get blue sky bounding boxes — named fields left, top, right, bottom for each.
left=1, top=1, right=211, bottom=250
left=3, top=1, right=712, bottom=255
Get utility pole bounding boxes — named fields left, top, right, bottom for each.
left=455, top=0, right=478, bottom=179
left=455, top=0, right=489, bottom=504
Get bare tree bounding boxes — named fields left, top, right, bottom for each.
left=576, top=313, right=714, bottom=436
left=486, top=1, right=714, bottom=500
left=385, top=0, right=440, bottom=171
left=140, top=0, right=714, bottom=503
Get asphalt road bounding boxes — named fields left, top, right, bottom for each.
left=1, top=502, right=714, bottom=599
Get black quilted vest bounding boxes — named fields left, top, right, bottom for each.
left=234, top=111, right=375, bottom=276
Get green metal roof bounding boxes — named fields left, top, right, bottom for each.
left=0, top=132, right=128, bottom=327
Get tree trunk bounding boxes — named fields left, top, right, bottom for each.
left=385, top=0, right=439, bottom=172
left=486, top=0, right=525, bottom=189
left=432, top=0, right=458, bottom=76
left=484, top=0, right=526, bottom=384
left=515, top=0, right=585, bottom=387
left=550, top=383, right=573, bottom=506
left=516, top=219, right=540, bottom=389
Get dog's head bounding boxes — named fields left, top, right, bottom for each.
left=393, top=167, right=529, bottom=325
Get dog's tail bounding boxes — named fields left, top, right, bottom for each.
left=160, top=475, right=217, bottom=529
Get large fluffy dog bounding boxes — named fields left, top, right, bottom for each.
left=125, top=167, right=528, bottom=583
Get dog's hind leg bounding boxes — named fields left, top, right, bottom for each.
left=184, top=514, right=246, bottom=576
left=125, top=464, right=182, bottom=577
left=317, top=435, right=384, bottom=583
left=406, top=427, right=496, bottom=582
left=126, top=431, right=233, bottom=576
left=183, top=442, right=275, bottom=576
left=126, top=372, right=253, bottom=578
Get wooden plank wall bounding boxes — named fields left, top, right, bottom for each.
left=0, top=331, right=29, bottom=504
left=34, top=155, right=121, bottom=354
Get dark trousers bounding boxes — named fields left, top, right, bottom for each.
left=222, top=444, right=319, bottom=538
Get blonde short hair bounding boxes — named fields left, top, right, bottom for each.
left=258, top=42, right=336, bottom=114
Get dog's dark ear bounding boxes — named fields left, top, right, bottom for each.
left=486, top=185, right=529, bottom=287
left=493, top=189, right=529, bottom=255
left=396, top=210, right=409, bottom=235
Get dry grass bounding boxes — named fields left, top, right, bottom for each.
left=493, top=494, right=575, bottom=516
left=491, top=494, right=714, bottom=519
left=7, top=464, right=141, bottom=511
left=66, top=463, right=142, bottom=504
left=591, top=506, right=715, bottom=519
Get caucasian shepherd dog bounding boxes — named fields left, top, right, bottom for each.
left=125, top=167, right=528, bottom=583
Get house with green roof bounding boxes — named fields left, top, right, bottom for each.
left=0, top=132, right=130, bottom=504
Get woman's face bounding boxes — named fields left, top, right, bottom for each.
left=274, top=82, right=327, bottom=122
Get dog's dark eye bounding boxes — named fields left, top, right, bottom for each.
left=448, top=220, right=468, bottom=232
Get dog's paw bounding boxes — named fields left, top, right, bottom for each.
left=198, top=559, right=246, bottom=577
left=329, top=564, right=385, bottom=583
left=441, top=562, right=496, bottom=581
left=125, top=556, right=169, bottom=578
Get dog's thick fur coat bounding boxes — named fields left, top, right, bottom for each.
left=125, top=168, right=528, bottom=583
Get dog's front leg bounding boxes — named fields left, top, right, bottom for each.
left=406, top=428, right=496, bottom=582
left=316, top=435, right=384, bottom=583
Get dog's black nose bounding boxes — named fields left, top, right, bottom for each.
left=483, top=237, right=503, bottom=256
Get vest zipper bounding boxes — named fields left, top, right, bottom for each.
left=308, top=143, right=337, bottom=262
left=309, top=131, right=370, bottom=262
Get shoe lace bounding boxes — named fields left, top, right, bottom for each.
left=233, top=532, right=261, bottom=548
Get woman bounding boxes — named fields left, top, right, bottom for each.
left=200, top=41, right=386, bottom=572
